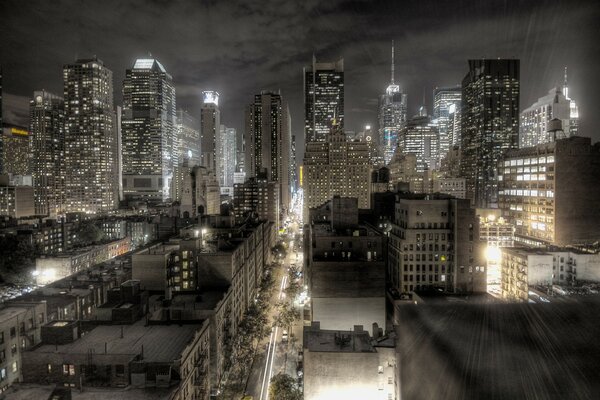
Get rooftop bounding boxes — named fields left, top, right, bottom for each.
left=34, top=321, right=201, bottom=363
left=304, top=324, right=376, bottom=353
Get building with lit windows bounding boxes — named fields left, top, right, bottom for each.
left=398, top=114, right=440, bottom=172
left=233, top=176, right=279, bottom=226
left=219, top=124, right=236, bottom=190
left=176, top=110, right=200, bottom=167
left=460, top=59, right=520, bottom=208
left=63, top=58, right=118, bottom=213
left=121, top=58, right=176, bottom=203
left=433, top=86, right=461, bottom=156
left=174, top=161, right=220, bottom=218
left=388, top=194, right=486, bottom=294
left=30, top=91, right=65, bottom=216
left=244, top=91, right=291, bottom=212
left=200, top=91, right=220, bottom=172
left=304, top=57, right=344, bottom=142
left=498, top=135, right=600, bottom=247
left=379, top=42, right=407, bottom=165
left=303, top=118, right=371, bottom=223
left=1, top=125, right=31, bottom=176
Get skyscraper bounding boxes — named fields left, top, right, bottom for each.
left=200, top=91, right=220, bottom=172
left=379, top=42, right=407, bottom=164
left=122, top=58, right=176, bottom=203
left=460, top=59, right=520, bottom=208
left=244, top=91, right=291, bottom=212
left=219, top=124, right=236, bottom=189
left=398, top=113, right=440, bottom=172
left=63, top=57, right=118, bottom=213
left=304, top=56, right=344, bottom=142
left=30, top=90, right=65, bottom=216
left=562, top=67, right=579, bottom=135
left=176, top=110, right=200, bottom=167
left=433, top=86, right=461, bottom=156
left=0, top=68, right=2, bottom=174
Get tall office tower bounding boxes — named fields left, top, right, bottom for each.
left=218, top=124, right=236, bottom=189
left=115, top=105, right=123, bottom=202
left=176, top=110, right=200, bottom=166
left=303, top=117, right=371, bottom=222
left=562, top=67, right=579, bottom=135
left=379, top=42, right=408, bottom=164
left=200, top=91, right=220, bottom=172
left=121, top=58, right=176, bottom=203
left=304, top=56, right=344, bottom=142
left=63, top=58, right=117, bottom=213
left=460, top=59, right=520, bottom=208
left=498, top=134, right=600, bottom=247
left=235, top=126, right=245, bottom=174
left=244, top=91, right=291, bottom=212
left=398, top=114, right=440, bottom=172
left=433, top=86, right=461, bottom=156
left=30, top=91, right=65, bottom=216
left=388, top=195, right=486, bottom=294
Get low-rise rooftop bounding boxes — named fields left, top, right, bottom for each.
left=34, top=320, right=201, bottom=363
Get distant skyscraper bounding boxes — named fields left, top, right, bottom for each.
left=379, top=41, right=407, bottom=164
left=121, top=58, right=176, bottom=203
left=520, top=68, right=579, bottom=148
left=0, top=68, right=2, bottom=174
left=63, top=58, right=117, bottom=213
left=398, top=114, right=440, bottom=172
left=304, top=56, right=344, bottom=142
left=200, top=91, right=220, bottom=172
left=176, top=110, right=200, bottom=166
left=1, top=125, right=30, bottom=176
left=562, top=67, right=579, bottom=135
left=433, top=86, right=461, bottom=156
left=219, top=124, right=236, bottom=189
left=460, top=59, right=520, bottom=208
left=244, top=91, right=291, bottom=211
left=30, top=90, right=65, bottom=216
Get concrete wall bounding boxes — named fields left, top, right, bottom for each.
left=527, top=254, right=554, bottom=286
left=132, top=253, right=169, bottom=291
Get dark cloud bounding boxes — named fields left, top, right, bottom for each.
left=1, top=0, right=598, bottom=160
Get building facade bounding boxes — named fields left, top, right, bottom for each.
left=498, top=135, right=600, bottom=247
left=388, top=195, right=486, bottom=294
left=303, top=119, right=371, bottom=223
left=304, top=57, right=344, bottom=142
left=63, top=58, right=118, bottom=213
left=1, top=125, right=31, bottom=176
left=460, top=59, right=520, bottom=208
left=233, top=176, right=279, bottom=226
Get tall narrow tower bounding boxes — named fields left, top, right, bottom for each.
left=379, top=41, right=407, bottom=165
left=121, top=58, right=176, bottom=203
left=63, top=57, right=117, bottom=213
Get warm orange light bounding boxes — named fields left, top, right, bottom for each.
left=11, top=128, right=29, bottom=136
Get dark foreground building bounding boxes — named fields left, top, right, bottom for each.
left=395, top=299, right=600, bottom=400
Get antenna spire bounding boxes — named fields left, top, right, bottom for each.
left=563, top=66, right=569, bottom=98
left=391, top=40, right=395, bottom=84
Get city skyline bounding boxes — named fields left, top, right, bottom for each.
left=1, top=0, right=598, bottom=162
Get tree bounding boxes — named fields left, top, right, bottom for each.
left=72, top=221, right=105, bottom=247
left=274, top=301, right=300, bottom=330
left=269, top=373, right=302, bottom=400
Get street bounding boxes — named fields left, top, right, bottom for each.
left=245, top=217, right=304, bottom=399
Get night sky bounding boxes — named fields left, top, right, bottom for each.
left=1, top=0, right=599, bottom=159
